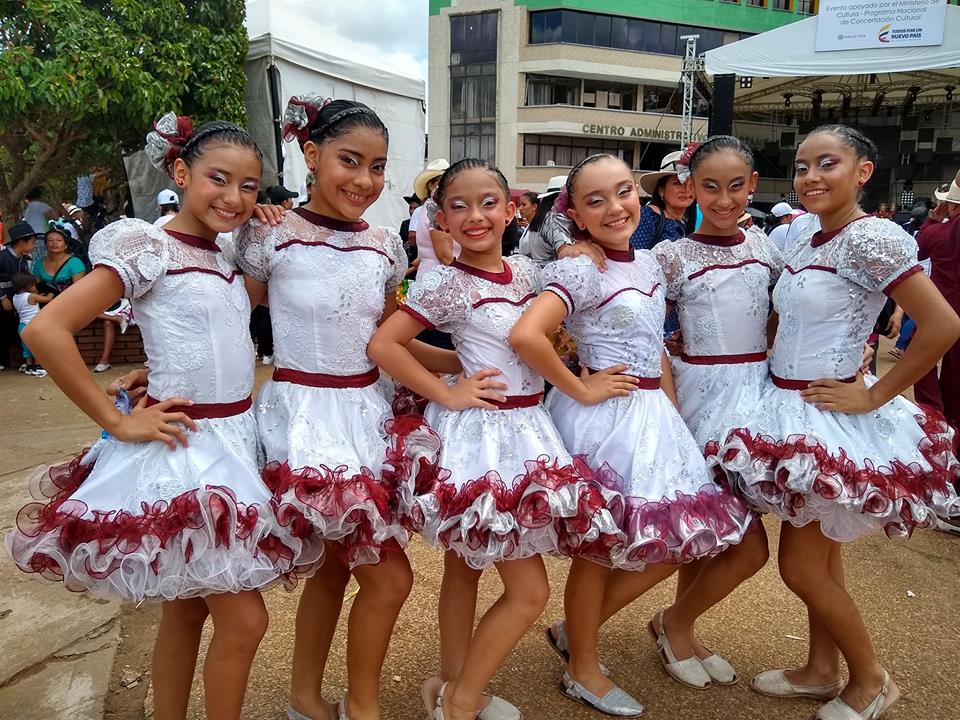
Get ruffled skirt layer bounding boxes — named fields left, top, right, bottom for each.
left=385, top=404, right=625, bottom=570
left=256, top=379, right=408, bottom=568
left=711, top=376, right=960, bottom=540
left=5, top=410, right=314, bottom=601
left=546, top=387, right=754, bottom=570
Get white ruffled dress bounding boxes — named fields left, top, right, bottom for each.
left=395, top=256, right=623, bottom=570
left=653, top=227, right=784, bottom=451
left=542, top=249, right=753, bottom=569
left=6, top=220, right=309, bottom=601
left=713, top=216, right=960, bottom=540
left=236, top=209, right=410, bottom=568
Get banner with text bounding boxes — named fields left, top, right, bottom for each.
left=816, top=0, right=947, bottom=52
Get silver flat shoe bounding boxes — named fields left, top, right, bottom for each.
left=287, top=706, right=333, bottom=720
left=750, top=669, right=844, bottom=700
left=647, top=611, right=711, bottom=690
left=337, top=699, right=350, bottom=720
left=699, top=652, right=738, bottom=685
left=816, top=671, right=898, bottom=720
left=477, top=694, right=523, bottom=720
left=545, top=620, right=610, bottom=676
left=560, top=671, right=644, bottom=717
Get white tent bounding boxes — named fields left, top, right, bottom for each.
left=126, top=0, right=425, bottom=228
left=704, top=7, right=960, bottom=77
left=244, top=0, right=425, bottom=229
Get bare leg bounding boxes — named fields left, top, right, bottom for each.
left=674, top=559, right=704, bottom=600
left=778, top=523, right=896, bottom=712
left=658, top=526, right=770, bottom=660
left=100, top=318, right=116, bottom=365
left=438, top=551, right=482, bottom=682
left=152, top=598, right=209, bottom=720
left=443, top=555, right=550, bottom=720
left=598, top=563, right=678, bottom=626
left=564, top=557, right=613, bottom=697
left=290, top=550, right=351, bottom=720
left=202, top=591, right=269, bottom=720
left=783, top=537, right=843, bottom=686
left=344, top=551, right=413, bottom=720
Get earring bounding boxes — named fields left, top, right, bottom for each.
left=176, top=179, right=185, bottom=188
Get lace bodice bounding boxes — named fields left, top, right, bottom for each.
left=89, top=219, right=253, bottom=403
left=771, top=215, right=920, bottom=380
left=654, top=227, right=784, bottom=357
left=236, top=209, right=407, bottom=375
left=403, top=255, right=544, bottom=396
left=543, top=249, right=666, bottom=378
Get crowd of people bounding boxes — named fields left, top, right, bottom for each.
left=2, top=96, right=959, bottom=720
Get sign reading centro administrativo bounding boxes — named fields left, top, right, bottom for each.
left=816, top=0, right=946, bottom=52
left=582, top=124, right=704, bottom=142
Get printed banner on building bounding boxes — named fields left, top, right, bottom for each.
left=816, top=0, right=947, bottom=52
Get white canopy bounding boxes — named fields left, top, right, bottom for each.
left=704, top=7, right=960, bottom=77
left=244, top=0, right=426, bottom=229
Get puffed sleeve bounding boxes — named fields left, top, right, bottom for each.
left=747, top=226, right=784, bottom=286
left=380, top=227, right=409, bottom=291
left=506, top=254, right=543, bottom=294
left=652, top=239, right=683, bottom=302
left=541, top=256, right=603, bottom=316
left=88, top=219, right=169, bottom=299
left=837, top=217, right=921, bottom=295
left=234, top=218, right=276, bottom=283
left=402, top=265, right=469, bottom=331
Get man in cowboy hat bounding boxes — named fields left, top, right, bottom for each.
left=411, top=159, right=459, bottom=282
left=913, top=173, right=960, bottom=432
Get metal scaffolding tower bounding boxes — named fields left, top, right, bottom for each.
left=679, top=34, right=704, bottom=149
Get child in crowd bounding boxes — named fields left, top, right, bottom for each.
left=7, top=113, right=308, bottom=720
left=716, top=125, right=960, bottom=720
left=511, top=154, right=752, bottom=714
left=370, top=158, right=626, bottom=720
left=7, top=272, right=54, bottom=375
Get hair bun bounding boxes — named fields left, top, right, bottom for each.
left=282, top=95, right=331, bottom=146
left=145, top=112, right=194, bottom=176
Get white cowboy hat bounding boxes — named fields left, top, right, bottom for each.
left=638, top=150, right=684, bottom=197
left=537, top=175, right=568, bottom=199
left=934, top=178, right=960, bottom=204
left=414, top=159, right=450, bottom=201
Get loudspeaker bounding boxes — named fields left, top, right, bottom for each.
left=709, top=75, right=736, bottom=136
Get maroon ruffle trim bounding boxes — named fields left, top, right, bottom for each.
left=708, top=407, right=960, bottom=538
left=13, top=450, right=288, bottom=583
left=263, top=459, right=407, bottom=568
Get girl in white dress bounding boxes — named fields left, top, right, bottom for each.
left=6, top=115, right=298, bottom=720
left=644, top=137, right=784, bottom=689
left=716, top=125, right=960, bottom=719
left=236, top=96, right=461, bottom=720
left=510, top=154, right=753, bottom=714
left=369, top=159, right=624, bottom=720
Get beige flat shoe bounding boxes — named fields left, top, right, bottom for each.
left=816, top=672, right=899, bottom=720
left=750, top=669, right=844, bottom=700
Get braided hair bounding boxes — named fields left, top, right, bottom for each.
left=282, top=96, right=388, bottom=150
left=435, top=158, right=510, bottom=209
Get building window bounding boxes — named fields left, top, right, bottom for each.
left=522, top=134, right=638, bottom=169
left=528, top=10, right=749, bottom=56
left=583, top=79, right=638, bottom=111
left=797, top=0, right=817, bottom=13
left=450, top=12, right=497, bottom=164
left=525, top=74, right=581, bottom=106
left=747, top=0, right=766, bottom=6
left=773, top=0, right=792, bottom=10
left=643, top=86, right=680, bottom=115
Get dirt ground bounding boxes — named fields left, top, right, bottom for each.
left=1, top=344, right=958, bottom=720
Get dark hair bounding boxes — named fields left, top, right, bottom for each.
left=12, top=272, right=36, bottom=294
left=686, top=135, right=756, bottom=176
left=147, top=115, right=262, bottom=177
left=519, top=191, right=539, bottom=207
left=159, top=202, right=179, bottom=213
left=26, top=187, right=44, bottom=201
left=283, top=97, right=388, bottom=150
left=648, top=174, right=696, bottom=234
left=806, top=124, right=879, bottom=165
left=435, top=158, right=510, bottom=208
left=565, top=153, right=631, bottom=205
left=529, top=191, right=558, bottom=232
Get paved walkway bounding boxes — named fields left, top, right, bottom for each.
left=0, top=355, right=957, bottom=720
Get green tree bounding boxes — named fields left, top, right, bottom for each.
left=0, top=0, right=248, bottom=221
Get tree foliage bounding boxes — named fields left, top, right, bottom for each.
left=0, top=0, right=248, bottom=219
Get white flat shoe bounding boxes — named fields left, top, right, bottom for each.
left=698, top=653, right=737, bottom=685
left=478, top=694, right=522, bottom=720
left=560, top=672, right=645, bottom=717
left=647, top=611, right=711, bottom=690
left=750, top=669, right=844, bottom=699
left=816, top=672, right=898, bottom=720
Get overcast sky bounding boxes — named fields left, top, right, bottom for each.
left=283, top=0, right=430, bottom=83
